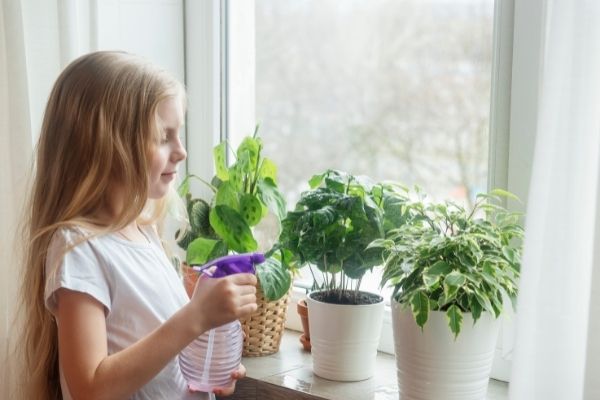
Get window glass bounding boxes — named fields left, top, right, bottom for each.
left=239, top=0, right=495, bottom=294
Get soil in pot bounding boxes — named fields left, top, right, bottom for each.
left=310, top=289, right=383, bottom=305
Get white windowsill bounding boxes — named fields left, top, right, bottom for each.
left=241, top=329, right=508, bottom=400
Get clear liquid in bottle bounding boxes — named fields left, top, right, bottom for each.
left=179, top=320, right=243, bottom=393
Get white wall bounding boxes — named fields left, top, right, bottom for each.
left=0, top=1, right=185, bottom=397
left=95, top=0, right=185, bottom=83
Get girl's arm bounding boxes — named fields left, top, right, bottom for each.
left=56, top=273, right=257, bottom=400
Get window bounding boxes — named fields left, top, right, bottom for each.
left=251, top=0, right=493, bottom=207
left=229, top=0, right=495, bottom=298
left=185, top=0, right=533, bottom=381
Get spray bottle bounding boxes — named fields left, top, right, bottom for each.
left=179, top=253, right=265, bottom=396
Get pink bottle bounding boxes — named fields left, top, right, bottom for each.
left=179, top=253, right=265, bottom=393
left=179, top=320, right=243, bottom=392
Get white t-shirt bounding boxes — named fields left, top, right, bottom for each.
left=44, top=225, right=208, bottom=400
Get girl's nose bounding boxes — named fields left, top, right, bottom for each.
left=172, top=137, right=187, bottom=162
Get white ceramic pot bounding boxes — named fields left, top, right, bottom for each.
left=392, top=300, right=500, bottom=400
left=307, top=290, right=384, bottom=381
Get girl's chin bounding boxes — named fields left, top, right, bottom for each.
left=148, top=183, right=171, bottom=199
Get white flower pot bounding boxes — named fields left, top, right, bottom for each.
left=392, top=300, right=500, bottom=400
left=307, top=290, right=384, bottom=381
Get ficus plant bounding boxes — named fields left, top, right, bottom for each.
left=371, top=188, right=524, bottom=337
left=176, top=128, right=291, bottom=301
left=277, top=169, right=411, bottom=305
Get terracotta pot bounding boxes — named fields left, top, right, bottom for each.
left=297, top=298, right=311, bottom=351
left=182, top=262, right=198, bottom=298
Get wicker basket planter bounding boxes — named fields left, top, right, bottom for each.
left=240, top=283, right=291, bottom=357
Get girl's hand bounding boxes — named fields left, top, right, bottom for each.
left=188, top=273, right=257, bottom=334
left=211, top=364, right=247, bottom=397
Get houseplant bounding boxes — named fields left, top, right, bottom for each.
left=278, top=169, right=410, bottom=380
left=372, top=188, right=524, bottom=399
left=176, top=129, right=293, bottom=356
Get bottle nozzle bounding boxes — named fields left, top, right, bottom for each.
left=191, top=253, right=265, bottom=278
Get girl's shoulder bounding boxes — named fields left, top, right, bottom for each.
left=46, top=224, right=126, bottom=269
left=48, top=225, right=93, bottom=254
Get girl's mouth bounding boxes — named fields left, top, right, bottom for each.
left=161, top=171, right=176, bottom=180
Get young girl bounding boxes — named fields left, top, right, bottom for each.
left=18, top=51, right=258, bottom=400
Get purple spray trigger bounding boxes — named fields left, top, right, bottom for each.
left=191, top=253, right=265, bottom=277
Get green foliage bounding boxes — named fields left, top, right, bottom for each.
left=176, top=128, right=291, bottom=301
left=278, top=170, right=410, bottom=303
left=373, top=189, right=524, bottom=338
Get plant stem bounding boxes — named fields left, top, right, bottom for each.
left=250, top=158, right=263, bottom=195
left=355, top=277, right=362, bottom=302
left=190, top=174, right=218, bottom=193
left=308, top=264, right=320, bottom=291
left=323, top=254, right=329, bottom=291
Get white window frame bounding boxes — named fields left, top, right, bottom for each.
left=184, top=0, right=546, bottom=382
left=487, top=0, right=546, bottom=381
left=183, top=0, right=224, bottom=199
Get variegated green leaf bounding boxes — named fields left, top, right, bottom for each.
left=186, top=237, right=219, bottom=265
left=236, top=136, right=260, bottom=169
left=240, top=193, right=263, bottom=226
left=490, top=188, right=520, bottom=201
left=215, top=181, right=240, bottom=211
left=257, top=178, right=286, bottom=221
left=410, top=291, right=429, bottom=329
left=213, top=142, right=229, bottom=180
left=446, top=304, right=463, bottom=338
left=209, top=205, right=257, bottom=253
left=190, top=199, right=211, bottom=236
left=228, top=162, right=244, bottom=191
left=469, top=294, right=483, bottom=322
left=423, top=273, right=440, bottom=288
left=259, top=158, right=277, bottom=181
left=177, top=175, right=190, bottom=198
left=444, top=271, right=466, bottom=287
left=256, top=257, right=292, bottom=301
left=308, top=172, right=325, bottom=189
left=473, top=288, right=494, bottom=314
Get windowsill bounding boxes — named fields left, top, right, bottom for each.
left=231, top=329, right=508, bottom=400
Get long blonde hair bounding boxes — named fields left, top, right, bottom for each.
left=16, top=51, right=185, bottom=400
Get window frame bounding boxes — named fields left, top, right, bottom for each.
left=184, top=0, right=544, bottom=382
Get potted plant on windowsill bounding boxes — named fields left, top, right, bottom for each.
left=372, top=188, right=523, bottom=400
left=176, top=128, right=293, bottom=356
left=278, top=169, right=410, bottom=381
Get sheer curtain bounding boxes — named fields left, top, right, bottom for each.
left=0, top=0, right=89, bottom=397
left=1, top=1, right=36, bottom=397
left=509, top=1, right=600, bottom=399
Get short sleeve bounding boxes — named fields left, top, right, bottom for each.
left=44, top=228, right=112, bottom=316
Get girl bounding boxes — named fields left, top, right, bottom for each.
left=17, top=51, right=258, bottom=400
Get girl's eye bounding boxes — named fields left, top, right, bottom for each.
left=159, top=129, right=170, bottom=144
left=159, top=128, right=182, bottom=144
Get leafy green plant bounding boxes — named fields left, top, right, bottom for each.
left=278, top=169, right=410, bottom=305
left=176, top=128, right=291, bottom=301
left=372, top=189, right=524, bottom=337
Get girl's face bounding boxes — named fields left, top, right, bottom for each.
left=148, top=96, right=187, bottom=199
